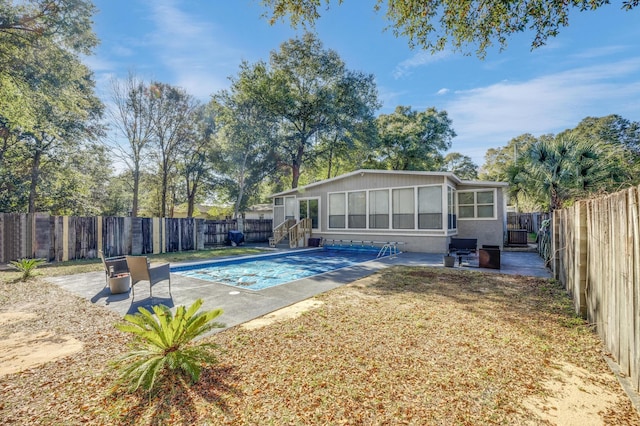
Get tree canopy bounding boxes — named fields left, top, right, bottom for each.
left=261, top=0, right=638, bottom=57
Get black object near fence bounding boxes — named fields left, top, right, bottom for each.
left=0, top=213, right=272, bottom=263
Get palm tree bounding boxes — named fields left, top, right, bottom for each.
left=520, top=134, right=603, bottom=211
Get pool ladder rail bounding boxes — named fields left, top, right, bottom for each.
left=377, top=243, right=399, bottom=258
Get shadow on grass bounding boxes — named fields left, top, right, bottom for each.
left=113, top=364, right=242, bottom=425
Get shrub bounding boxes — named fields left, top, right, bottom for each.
left=113, top=298, right=224, bottom=393
left=9, top=258, right=46, bottom=282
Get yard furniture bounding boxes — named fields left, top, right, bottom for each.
left=125, top=256, right=171, bottom=299
left=99, top=250, right=129, bottom=290
left=448, top=238, right=478, bottom=266
left=479, top=245, right=501, bottom=269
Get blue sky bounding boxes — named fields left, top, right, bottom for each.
left=87, top=0, right=640, bottom=168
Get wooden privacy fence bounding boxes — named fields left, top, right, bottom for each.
left=0, top=214, right=272, bottom=263
left=552, top=186, right=640, bottom=392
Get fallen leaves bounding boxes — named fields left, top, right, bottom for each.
left=1, top=267, right=639, bottom=424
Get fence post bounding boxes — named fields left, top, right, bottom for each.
left=153, top=217, right=161, bottom=254
left=574, top=201, right=588, bottom=317
left=552, top=211, right=560, bottom=280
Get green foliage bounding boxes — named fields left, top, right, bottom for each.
left=113, top=299, right=224, bottom=393
left=370, top=106, right=455, bottom=171
left=9, top=258, right=46, bottom=282
left=221, top=33, right=379, bottom=189
left=261, top=0, right=636, bottom=57
left=441, top=152, right=478, bottom=179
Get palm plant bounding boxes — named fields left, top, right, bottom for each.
left=9, top=258, right=46, bottom=282
left=113, top=298, right=224, bottom=393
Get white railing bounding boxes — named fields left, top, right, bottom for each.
left=288, top=218, right=312, bottom=248
left=269, top=218, right=296, bottom=247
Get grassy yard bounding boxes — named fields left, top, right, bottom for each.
left=0, top=260, right=638, bottom=425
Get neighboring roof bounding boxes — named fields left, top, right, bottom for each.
left=270, top=169, right=507, bottom=197
left=244, top=203, right=273, bottom=213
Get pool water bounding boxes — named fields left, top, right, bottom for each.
left=171, top=247, right=386, bottom=291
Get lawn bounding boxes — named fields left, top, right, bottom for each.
left=0, top=262, right=638, bottom=425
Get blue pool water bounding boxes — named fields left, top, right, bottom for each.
left=171, top=247, right=386, bottom=291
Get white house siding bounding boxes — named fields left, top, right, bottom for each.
left=272, top=170, right=507, bottom=253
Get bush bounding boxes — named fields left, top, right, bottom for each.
left=9, top=258, right=46, bottom=282
left=113, top=298, right=224, bottom=393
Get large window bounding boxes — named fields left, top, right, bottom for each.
left=447, top=187, right=456, bottom=230
left=417, top=186, right=442, bottom=229
left=392, top=188, right=414, bottom=229
left=348, top=191, right=366, bottom=228
left=328, top=193, right=346, bottom=228
left=369, top=189, right=389, bottom=229
left=458, top=190, right=495, bottom=219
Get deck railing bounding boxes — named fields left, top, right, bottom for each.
left=269, top=218, right=296, bottom=247
left=288, top=218, right=312, bottom=248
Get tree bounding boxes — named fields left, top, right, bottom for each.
left=109, top=74, right=157, bottom=218
left=479, top=133, right=539, bottom=182
left=237, top=33, right=379, bottom=189
left=511, top=133, right=623, bottom=211
left=0, top=0, right=98, bottom=132
left=211, top=63, right=280, bottom=217
left=261, top=0, right=638, bottom=57
left=147, top=83, right=199, bottom=217
left=441, top=152, right=478, bottom=180
left=371, top=106, right=455, bottom=171
left=175, top=104, right=219, bottom=218
left=0, top=0, right=103, bottom=213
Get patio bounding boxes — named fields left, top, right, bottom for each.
left=46, top=250, right=551, bottom=332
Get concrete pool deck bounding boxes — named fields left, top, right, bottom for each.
left=46, top=249, right=551, bottom=332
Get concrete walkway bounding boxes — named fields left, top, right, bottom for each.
left=46, top=249, right=551, bottom=332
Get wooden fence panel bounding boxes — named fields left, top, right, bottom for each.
left=556, top=185, right=640, bottom=392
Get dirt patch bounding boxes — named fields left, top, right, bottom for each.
left=0, top=312, right=83, bottom=377
left=241, top=299, right=324, bottom=330
left=523, top=362, right=620, bottom=426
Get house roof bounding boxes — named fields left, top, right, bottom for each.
left=270, top=169, right=507, bottom=197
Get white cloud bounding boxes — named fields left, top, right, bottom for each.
left=444, top=58, right=640, bottom=165
left=145, top=0, right=244, bottom=99
left=393, top=50, right=451, bottom=79
left=436, top=88, right=449, bottom=95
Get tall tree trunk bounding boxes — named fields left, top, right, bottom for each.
left=131, top=169, right=139, bottom=217
left=291, top=145, right=305, bottom=189
left=234, top=152, right=249, bottom=219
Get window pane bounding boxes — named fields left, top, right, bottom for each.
left=459, top=206, right=474, bottom=218
left=329, top=193, right=345, bottom=228
left=348, top=191, right=366, bottom=228
left=392, top=188, right=414, bottom=229
left=418, top=213, right=442, bottom=229
left=329, top=193, right=345, bottom=215
left=299, top=200, right=308, bottom=218
left=370, top=190, right=388, bottom=214
left=448, top=187, right=456, bottom=230
left=458, top=192, right=474, bottom=205
left=478, top=205, right=494, bottom=218
left=369, top=214, right=389, bottom=229
left=274, top=197, right=284, bottom=206
left=477, top=191, right=494, bottom=204
left=418, top=186, right=442, bottom=214
left=309, top=199, right=319, bottom=228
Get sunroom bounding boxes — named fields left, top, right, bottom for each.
left=271, top=170, right=507, bottom=253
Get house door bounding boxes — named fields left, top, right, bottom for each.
left=298, top=198, right=319, bottom=229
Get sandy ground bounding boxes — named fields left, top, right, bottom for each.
left=0, top=312, right=83, bottom=376
left=0, top=297, right=636, bottom=425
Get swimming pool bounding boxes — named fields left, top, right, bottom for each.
left=171, top=247, right=388, bottom=291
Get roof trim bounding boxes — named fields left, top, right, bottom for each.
left=270, top=169, right=506, bottom=197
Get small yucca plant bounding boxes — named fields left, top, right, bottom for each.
left=113, top=298, right=224, bottom=393
left=9, top=258, right=46, bottom=282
